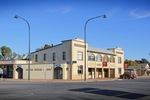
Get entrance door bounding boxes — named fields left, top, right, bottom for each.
left=88, top=68, right=95, bottom=79
left=16, top=68, right=23, bottom=79
left=54, top=67, right=63, bottom=79
left=110, top=69, right=115, bottom=78
left=104, top=69, right=109, bottom=78
left=97, top=68, right=102, bottom=78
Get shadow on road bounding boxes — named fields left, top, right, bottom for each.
left=69, top=87, right=149, bottom=99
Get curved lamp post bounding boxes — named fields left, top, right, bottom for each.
left=84, top=15, right=107, bottom=81
left=14, top=15, right=31, bottom=80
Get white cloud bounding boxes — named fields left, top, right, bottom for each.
left=130, top=9, right=150, bottom=19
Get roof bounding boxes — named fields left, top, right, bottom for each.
left=88, top=47, right=115, bottom=55
left=138, top=63, right=149, bottom=67
left=125, top=66, right=149, bottom=70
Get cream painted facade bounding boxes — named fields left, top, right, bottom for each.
left=0, top=38, right=124, bottom=80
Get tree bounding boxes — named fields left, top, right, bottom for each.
left=44, top=44, right=51, bottom=49
left=0, top=46, right=12, bottom=60
left=141, top=58, right=149, bottom=63
left=35, top=44, right=53, bottom=52
left=124, top=59, right=138, bottom=66
left=17, top=54, right=22, bottom=60
left=135, top=58, right=149, bottom=65
left=0, top=55, right=3, bottom=60
left=12, top=52, right=17, bottom=60
left=0, top=46, right=25, bottom=60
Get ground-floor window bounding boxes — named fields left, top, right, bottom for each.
left=77, top=65, right=83, bottom=74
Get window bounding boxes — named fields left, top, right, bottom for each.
left=77, top=65, right=83, bottom=74
left=96, top=54, right=102, bottom=62
left=103, top=55, right=109, bottom=62
left=62, top=52, right=66, bottom=60
left=118, top=68, right=121, bottom=74
left=110, top=56, right=115, bottom=63
left=88, top=53, right=95, bottom=61
left=43, top=53, right=46, bottom=61
left=77, top=52, right=83, bottom=60
left=53, top=53, right=55, bottom=61
left=118, top=57, right=122, bottom=63
left=35, top=54, right=38, bottom=62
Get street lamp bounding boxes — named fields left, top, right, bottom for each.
left=84, top=15, right=107, bottom=81
left=14, top=15, right=31, bottom=80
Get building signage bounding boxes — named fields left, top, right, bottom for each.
left=55, top=64, right=61, bottom=67
left=124, top=64, right=128, bottom=68
left=102, top=62, right=107, bottom=67
left=72, top=61, right=77, bottom=64
left=17, top=65, right=22, bottom=68
left=0, top=60, right=14, bottom=64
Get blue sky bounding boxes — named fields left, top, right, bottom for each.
left=0, top=0, right=150, bottom=61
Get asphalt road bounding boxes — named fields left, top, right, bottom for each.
left=0, top=78, right=150, bottom=100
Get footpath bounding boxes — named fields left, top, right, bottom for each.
left=1, top=75, right=150, bottom=82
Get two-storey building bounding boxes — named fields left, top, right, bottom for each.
left=0, top=38, right=124, bottom=80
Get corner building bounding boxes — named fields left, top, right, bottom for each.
left=29, top=38, right=124, bottom=80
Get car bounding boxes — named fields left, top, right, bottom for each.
left=120, top=72, right=136, bottom=79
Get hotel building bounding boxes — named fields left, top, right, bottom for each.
left=0, top=38, right=124, bottom=80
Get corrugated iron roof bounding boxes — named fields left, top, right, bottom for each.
left=88, top=47, right=115, bottom=55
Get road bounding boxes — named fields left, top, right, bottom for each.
left=0, top=78, right=150, bottom=100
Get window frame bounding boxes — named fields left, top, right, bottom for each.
left=110, top=56, right=115, bottom=63
left=43, top=53, right=46, bottom=61
left=62, top=52, right=66, bottom=60
left=118, top=68, right=121, bottom=74
left=52, top=53, right=56, bottom=61
left=88, top=53, right=95, bottom=61
left=103, top=55, right=109, bottom=62
left=118, top=57, right=122, bottom=63
left=77, top=65, right=83, bottom=74
left=96, top=54, right=102, bottom=62
left=77, top=52, right=83, bottom=61
left=35, top=54, right=38, bottom=62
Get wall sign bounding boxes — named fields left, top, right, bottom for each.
left=55, top=64, right=61, bottom=67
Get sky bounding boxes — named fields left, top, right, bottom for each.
left=0, top=0, right=150, bottom=61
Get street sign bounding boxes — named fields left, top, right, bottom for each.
left=72, top=61, right=77, bottom=64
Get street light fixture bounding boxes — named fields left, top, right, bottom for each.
left=14, top=15, right=31, bottom=80
left=84, top=15, right=107, bottom=81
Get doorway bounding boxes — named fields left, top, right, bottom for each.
left=16, top=68, right=23, bottom=79
left=54, top=67, right=63, bottom=79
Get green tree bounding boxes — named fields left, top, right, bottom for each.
left=0, top=55, right=4, bottom=60
left=0, top=46, right=24, bottom=60
left=44, top=44, right=51, bottom=49
left=11, top=52, right=17, bottom=60
left=0, top=46, right=12, bottom=60
left=135, top=58, right=150, bottom=65
left=17, top=54, right=22, bottom=60
left=124, top=59, right=138, bottom=66
left=141, top=58, right=149, bottom=63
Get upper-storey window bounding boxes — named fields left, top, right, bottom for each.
left=62, top=52, right=66, bottom=60
left=103, top=55, right=109, bottom=62
left=77, top=52, right=83, bottom=60
left=53, top=53, right=55, bottom=61
left=88, top=53, right=95, bottom=61
left=118, top=57, right=122, bottom=63
left=43, top=53, right=46, bottom=61
left=35, top=54, right=38, bottom=62
left=96, top=54, right=102, bottom=62
left=110, top=56, right=115, bottom=63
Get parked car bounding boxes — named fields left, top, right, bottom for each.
left=120, top=72, right=136, bottom=79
